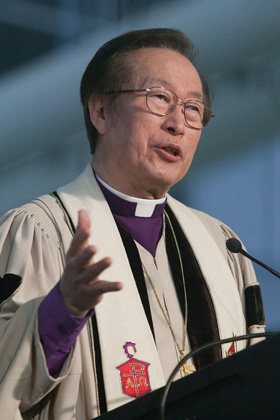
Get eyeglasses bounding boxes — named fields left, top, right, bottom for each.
left=105, top=86, right=214, bottom=130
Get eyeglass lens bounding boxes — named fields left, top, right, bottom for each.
left=146, top=87, right=207, bottom=129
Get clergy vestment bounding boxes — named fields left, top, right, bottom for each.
left=0, top=164, right=265, bottom=420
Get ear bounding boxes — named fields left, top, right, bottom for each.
left=88, top=95, right=106, bottom=135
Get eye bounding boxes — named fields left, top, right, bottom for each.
left=151, top=93, right=170, bottom=103
left=156, top=94, right=166, bottom=100
left=186, top=104, right=200, bottom=112
left=185, top=102, right=204, bottom=118
left=147, top=88, right=174, bottom=113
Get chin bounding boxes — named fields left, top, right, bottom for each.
left=142, top=165, right=186, bottom=192
left=147, top=175, right=179, bottom=195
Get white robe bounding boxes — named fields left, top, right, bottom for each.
left=0, top=164, right=264, bottom=420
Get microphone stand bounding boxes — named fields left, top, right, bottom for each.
left=159, top=331, right=276, bottom=420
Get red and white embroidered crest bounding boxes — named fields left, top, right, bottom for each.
left=117, top=342, right=151, bottom=398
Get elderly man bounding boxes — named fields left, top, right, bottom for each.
left=0, top=29, right=265, bottom=419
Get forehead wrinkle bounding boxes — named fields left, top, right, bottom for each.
left=140, top=77, right=204, bottom=102
left=140, top=76, right=174, bottom=89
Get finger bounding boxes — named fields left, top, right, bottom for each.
left=62, top=280, right=123, bottom=316
left=80, top=257, right=112, bottom=283
left=67, top=227, right=90, bottom=259
left=91, top=279, right=123, bottom=296
left=67, top=210, right=91, bottom=259
left=77, top=209, right=91, bottom=231
left=73, top=245, right=97, bottom=269
left=68, top=210, right=91, bottom=258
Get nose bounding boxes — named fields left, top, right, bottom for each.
left=161, top=104, right=185, bottom=135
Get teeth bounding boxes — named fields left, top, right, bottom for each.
left=164, top=147, right=177, bottom=156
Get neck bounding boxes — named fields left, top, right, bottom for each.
left=92, top=161, right=168, bottom=199
left=96, top=173, right=166, bottom=217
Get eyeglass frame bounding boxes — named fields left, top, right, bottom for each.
left=105, top=86, right=214, bottom=130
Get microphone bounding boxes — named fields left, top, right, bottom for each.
left=226, top=238, right=280, bottom=279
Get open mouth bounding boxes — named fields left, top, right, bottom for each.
left=162, top=147, right=180, bottom=156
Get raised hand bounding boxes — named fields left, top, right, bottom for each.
left=60, top=209, right=123, bottom=317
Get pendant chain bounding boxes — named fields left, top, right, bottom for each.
left=141, top=210, right=196, bottom=375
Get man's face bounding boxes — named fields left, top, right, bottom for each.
left=92, top=48, right=203, bottom=199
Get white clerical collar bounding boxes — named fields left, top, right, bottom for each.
left=96, top=174, right=166, bottom=217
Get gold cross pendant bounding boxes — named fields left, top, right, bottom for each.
left=179, top=358, right=196, bottom=376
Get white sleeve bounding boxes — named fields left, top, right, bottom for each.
left=0, top=205, right=69, bottom=415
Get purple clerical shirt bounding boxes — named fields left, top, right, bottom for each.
left=38, top=177, right=166, bottom=377
left=97, top=176, right=166, bottom=258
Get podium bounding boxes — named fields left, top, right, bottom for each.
left=97, top=333, right=280, bottom=420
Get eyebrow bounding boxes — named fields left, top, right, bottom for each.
left=142, top=77, right=204, bottom=101
left=188, top=91, right=204, bottom=102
